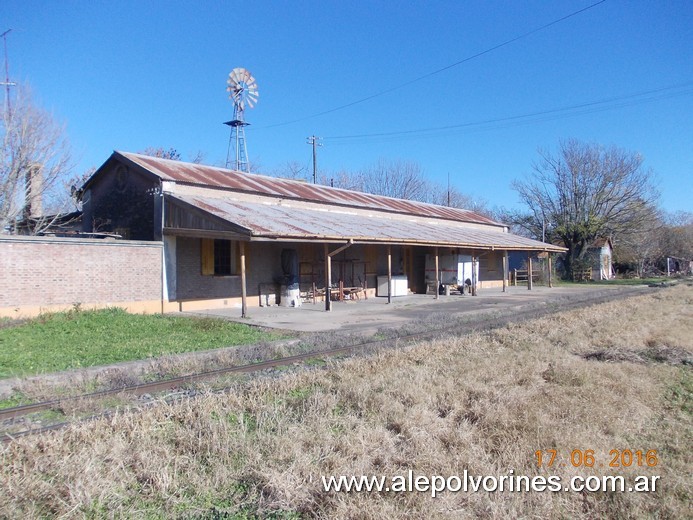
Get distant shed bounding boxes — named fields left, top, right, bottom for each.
left=586, top=238, right=615, bottom=281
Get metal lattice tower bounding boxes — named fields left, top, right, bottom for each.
left=224, top=68, right=258, bottom=172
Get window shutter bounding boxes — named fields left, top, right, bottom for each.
left=231, top=240, right=241, bottom=274
left=201, top=238, right=214, bottom=275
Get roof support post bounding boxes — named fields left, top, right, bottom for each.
left=527, top=253, right=533, bottom=291
left=502, top=250, right=508, bottom=293
left=324, top=243, right=331, bottom=312
left=387, top=245, right=392, bottom=304
left=240, top=241, right=248, bottom=318
left=434, top=247, right=439, bottom=300
left=324, top=240, right=354, bottom=312
left=472, top=254, right=478, bottom=296
left=548, top=253, right=553, bottom=288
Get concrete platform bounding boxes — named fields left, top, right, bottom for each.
left=183, top=284, right=645, bottom=335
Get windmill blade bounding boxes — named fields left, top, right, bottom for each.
left=226, top=67, right=258, bottom=109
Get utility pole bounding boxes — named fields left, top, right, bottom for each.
left=447, top=173, right=451, bottom=207
left=1, top=29, right=16, bottom=116
left=306, top=135, right=322, bottom=184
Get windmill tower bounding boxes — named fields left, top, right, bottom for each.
left=224, top=68, right=258, bottom=172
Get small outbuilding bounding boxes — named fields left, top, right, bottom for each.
left=586, top=237, right=615, bottom=281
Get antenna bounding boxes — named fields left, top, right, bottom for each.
left=224, top=68, right=258, bottom=173
left=1, top=29, right=16, bottom=116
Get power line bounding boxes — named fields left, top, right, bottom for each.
left=321, top=81, right=693, bottom=143
left=263, top=0, right=608, bottom=129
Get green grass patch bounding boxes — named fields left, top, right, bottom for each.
left=0, top=308, right=282, bottom=378
left=0, top=392, right=32, bottom=409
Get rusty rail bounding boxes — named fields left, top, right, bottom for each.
left=1, top=285, right=651, bottom=444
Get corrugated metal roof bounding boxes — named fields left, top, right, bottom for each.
left=167, top=193, right=566, bottom=252
left=116, top=151, right=501, bottom=227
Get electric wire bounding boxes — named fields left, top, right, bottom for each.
left=262, top=0, right=608, bottom=129
left=321, top=82, right=693, bottom=145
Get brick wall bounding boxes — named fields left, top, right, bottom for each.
left=0, top=236, right=162, bottom=311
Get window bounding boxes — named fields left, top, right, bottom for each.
left=201, top=238, right=239, bottom=276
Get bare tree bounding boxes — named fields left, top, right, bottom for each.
left=426, top=183, right=490, bottom=215
left=270, top=160, right=309, bottom=181
left=141, top=147, right=206, bottom=164
left=611, top=205, right=664, bottom=277
left=1, top=85, right=74, bottom=234
left=358, top=158, right=429, bottom=200
left=513, top=139, right=659, bottom=278
left=660, top=211, right=693, bottom=260
left=140, top=146, right=181, bottom=161
left=318, top=168, right=364, bottom=191
left=319, top=158, right=429, bottom=200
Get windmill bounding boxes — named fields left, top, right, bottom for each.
left=224, top=67, right=258, bottom=172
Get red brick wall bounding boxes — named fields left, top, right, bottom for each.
left=0, top=236, right=162, bottom=308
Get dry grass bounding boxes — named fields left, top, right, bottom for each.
left=1, top=285, right=691, bottom=519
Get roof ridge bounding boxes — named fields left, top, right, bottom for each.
left=116, top=151, right=501, bottom=227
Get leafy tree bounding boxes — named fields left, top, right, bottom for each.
left=0, top=86, right=74, bottom=234
left=512, top=139, right=659, bottom=278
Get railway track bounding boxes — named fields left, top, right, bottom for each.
left=0, top=285, right=655, bottom=444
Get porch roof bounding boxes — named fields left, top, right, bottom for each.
left=165, top=193, right=566, bottom=252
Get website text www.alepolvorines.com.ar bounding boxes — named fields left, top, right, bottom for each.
left=321, top=470, right=660, bottom=498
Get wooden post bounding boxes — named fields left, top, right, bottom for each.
left=502, top=251, right=508, bottom=293
left=548, top=254, right=553, bottom=288
left=240, top=241, right=247, bottom=318
left=527, top=254, right=533, bottom=290
left=471, top=254, right=478, bottom=296
left=387, top=245, right=392, bottom=304
left=325, top=243, right=332, bottom=312
left=434, top=247, right=440, bottom=300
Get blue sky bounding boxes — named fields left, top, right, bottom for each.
left=3, top=0, right=692, bottom=212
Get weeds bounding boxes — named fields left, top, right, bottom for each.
left=0, top=285, right=691, bottom=518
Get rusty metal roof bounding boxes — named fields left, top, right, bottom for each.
left=166, top=193, right=566, bottom=252
left=115, top=151, right=501, bottom=227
